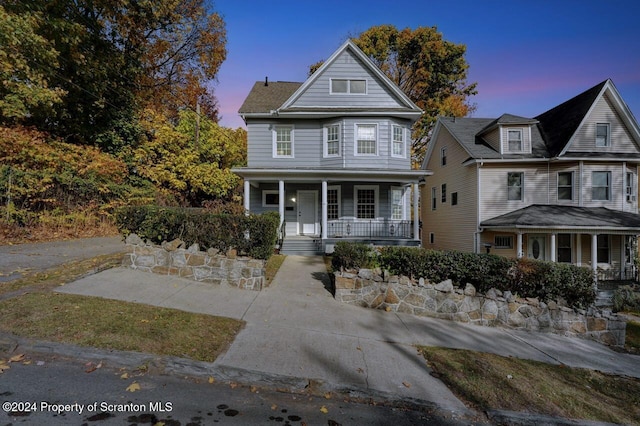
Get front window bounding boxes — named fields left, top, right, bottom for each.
left=596, top=123, right=610, bottom=147
left=557, top=234, right=572, bottom=263
left=273, top=126, right=293, bottom=157
left=356, top=124, right=377, bottom=155
left=592, top=171, right=611, bottom=201
left=325, top=124, right=340, bottom=157
left=508, top=129, right=523, bottom=151
left=597, top=234, right=610, bottom=263
left=327, top=186, right=340, bottom=220
left=262, top=191, right=279, bottom=207
left=355, top=186, right=377, bottom=219
left=392, top=126, right=404, bottom=157
left=507, top=172, right=523, bottom=201
left=391, top=187, right=404, bottom=220
left=558, top=172, right=573, bottom=201
left=494, top=235, right=513, bottom=249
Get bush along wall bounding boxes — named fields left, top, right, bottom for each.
left=330, top=243, right=625, bottom=346
left=115, top=206, right=279, bottom=260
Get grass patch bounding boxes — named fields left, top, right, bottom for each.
left=0, top=292, right=243, bottom=362
left=0, top=252, right=124, bottom=296
left=265, top=254, right=286, bottom=285
left=626, top=321, right=640, bottom=354
left=418, top=346, right=640, bottom=424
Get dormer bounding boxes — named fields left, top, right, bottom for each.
left=476, top=114, right=538, bottom=155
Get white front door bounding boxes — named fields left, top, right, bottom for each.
left=528, top=234, right=546, bottom=260
left=297, top=191, right=317, bottom=235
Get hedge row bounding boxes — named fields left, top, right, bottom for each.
left=114, top=206, right=279, bottom=260
left=332, top=242, right=596, bottom=309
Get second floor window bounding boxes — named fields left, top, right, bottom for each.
left=325, top=124, right=340, bottom=157
left=273, top=126, right=293, bottom=157
left=508, top=129, right=523, bottom=151
left=392, top=126, right=404, bottom=157
left=507, top=172, right=523, bottom=201
left=558, top=172, right=573, bottom=201
left=441, top=147, right=447, bottom=166
left=626, top=172, right=635, bottom=202
left=592, top=171, right=611, bottom=201
left=441, top=183, right=447, bottom=203
left=356, top=124, right=377, bottom=155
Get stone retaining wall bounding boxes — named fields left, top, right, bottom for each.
left=123, top=234, right=265, bottom=290
left=334, top=269, right=627, bottom=346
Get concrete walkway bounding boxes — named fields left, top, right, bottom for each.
left=57, top=255, right=640, bottom=415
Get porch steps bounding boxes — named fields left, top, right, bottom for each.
left=280, top=236, right=323, bottom=256
left=595, top=290, right=615, bottom=308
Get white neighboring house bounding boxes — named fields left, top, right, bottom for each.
left=421, top=79, right=640, bottom=281
left=233, top=40, right=429, bottom=255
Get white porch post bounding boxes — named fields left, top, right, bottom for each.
left=591, top=233, right=598, bottom=275
left=550, top=233, right=557, bottom=262
left=413, top=183, right=420, bottom=241
left=321, top=180, right=328, bottom=240
left=243, top=179, right=250, bottom=214
left=517, top=232, right=523, bottom=258
left=278, top=180, right=285, bottom=228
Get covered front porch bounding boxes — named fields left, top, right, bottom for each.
left=232, top=168, right=429, bottom=253
left=479, top=204, right=640, bottom=282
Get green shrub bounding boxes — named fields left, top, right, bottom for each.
left=612, top=285, right=640, bottom=313
left=336, top=243, right=596, bottom=309
left=114, top=206, right=279, bottom=260
left=331, top=241, right=378, bottom=271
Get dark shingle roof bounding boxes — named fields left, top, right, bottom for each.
left=535, top=80, right=608, bottom=156
left=238, top=81, right=302, bottom=114
left=481, top=204, right=640, bottom=229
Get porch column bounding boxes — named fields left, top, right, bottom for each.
left=413, top=183, right=420, bottom=241
left=321, top=180, right=328, bottom=240
left=550, top=233, right=557, bottom=262
left=591, top=233, right=598, bottom=274
left=516, top=232, right=523, bottom=258
left=243, top=179, right=250, bottom=214
left=278, top=180, right=285, bottom=228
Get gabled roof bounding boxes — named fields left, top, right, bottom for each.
left=534, top=80, right=607, bottom=156
left=238, top=39, right=422, bottom=119
left=477, top=113, right=539, bottom=135
left=238, top=81, right=301, bottom=114
left=480, top=204, right=640, bottom=231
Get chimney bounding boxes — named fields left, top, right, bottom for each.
left=265, top=76, right=268, bottom=86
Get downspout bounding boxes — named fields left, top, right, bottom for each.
left=579, top=161, right=584, bottom=207
left=476, top=160, right=483, bottom=253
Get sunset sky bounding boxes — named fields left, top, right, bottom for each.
left=212, top=0, right=640, bottom=129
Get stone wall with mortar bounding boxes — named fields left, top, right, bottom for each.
left=334, top=269, right=627, bottom=347
left=123, top=234, right=265, bottom=291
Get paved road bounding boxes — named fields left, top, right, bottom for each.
left=0, top=236, right=125, bottom=282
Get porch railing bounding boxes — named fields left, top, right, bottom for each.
left=327, top=219, right=413, bottom=239
left=597, top=265, right=638, bottom=282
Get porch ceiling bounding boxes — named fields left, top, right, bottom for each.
left=480, top=204, right=640, bottom=233
left=231, top=167, right=430, bottom=183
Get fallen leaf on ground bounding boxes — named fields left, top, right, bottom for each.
left=208, top=376, right=215, bottom=384
left=320, top=406, right=328, bottom=414
left=324, top=392, right=332, bottom=399
left=126, top=382, right=141, bottom=392
left=271, top=404, right=277, bottom=410
left=250, top=386, right=257, bottom=393
left=402, top=381, right=411, bottom=388
left=0, top=361, right=10, bottom=373
left=230, top=382, right=238, bottom=389
left=9, top=354, right=25, bottom=363
left=120, top=372, right=129, bottom=379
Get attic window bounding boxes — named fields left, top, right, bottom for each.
left=507, top=129, right=523, bottom=151
left=596, top=123, right=610, bottom=147
left=331, top=79, right=366, bottom=94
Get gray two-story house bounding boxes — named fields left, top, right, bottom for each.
left=233, top=40, right=428, bottom=254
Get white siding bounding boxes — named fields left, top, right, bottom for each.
left=569, top=93, right=640, bottom=154
left=501, top=126, right=532, bottom=153
left=421, top=127, right=478, bottom=252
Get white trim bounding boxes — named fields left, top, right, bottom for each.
left=353, top=185, right=379, bottom=219
left=262, top=190, right=279, bottom=207
left=507, top=171, right=524, bottom=201
left=354, top=123, right=378, bottom=156
left=595, top=122, right=611, bottom=147
left=557, top=171, right=574, bottom=202
left=507, top=128, right=524, bottom=152
left=391, top=125, right=405, bottom=158
left=323, top=123, right=341, bottom=158
left=390, top=186, right=405, bottom=220
left=272, top=125, right=294, bottom=158
left=327, top=185, right=341, bottom=220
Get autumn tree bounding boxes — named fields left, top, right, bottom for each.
left=135, top=109, right=246, bottom=206
left=313, top=25, right=476, bottom=164
left=0, top=1, right=226, bottom=151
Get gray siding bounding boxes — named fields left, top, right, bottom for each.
left=292, top=49, right=405, bottom=109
